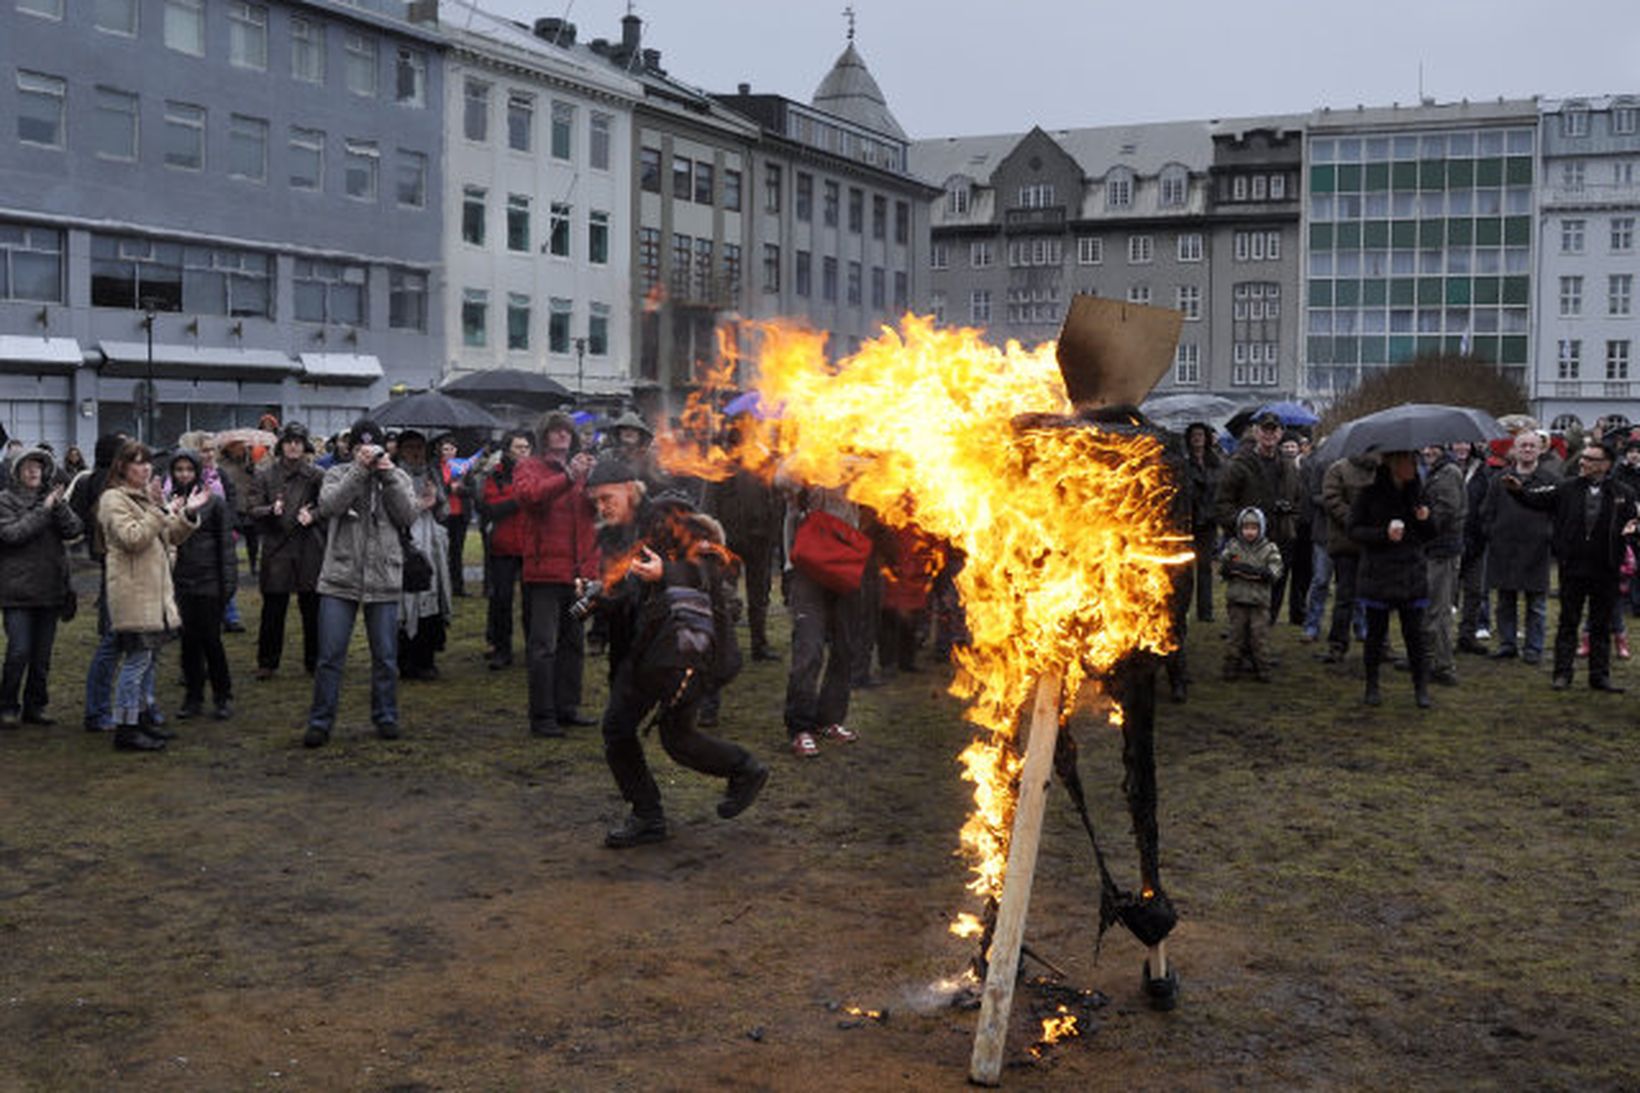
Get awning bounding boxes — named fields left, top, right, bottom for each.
left=98, top=340, right=296, bottom=379
left=299, top=352, right=383, bottom=385
left=0, top=336, right=84, bottom=374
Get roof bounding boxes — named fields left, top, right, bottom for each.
left=439, top=1, right=643, bottom=99
left=811, top=42, right=907, bottom=141
left=1306, top=98, right=1540, bottom=132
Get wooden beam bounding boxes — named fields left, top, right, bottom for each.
left=969, top=672, right=1063, bottom=1086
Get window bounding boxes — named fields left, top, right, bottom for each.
left=1270, top=174, right=1286, bottom=200
left=342, top=140, right=377, bottom=201
left=589, top=210, right=609, bottom=265
left=1176, top=284, right=1201, bottom=320
left=1007, top=238, right=1062, bottom=267
left=1563, top=160, right=1586, bottom=190
left=1174, top=343, right=1200, bottom=384
left=1607, top=340, right=1631, bottom=380
left=931, top=291, right=946, bottom=323
left=1078, top=237, right=1102, bottom=265
left=164, top=0, right=204, bottom=55
left=1562, top=219, right=1585, bottom=254
left=969, top=289, right=991, bottom=323
left=462, top=288, right=487, bottom=347
left=1611, top=274, right=1633, bottom=316
left=17, top=72, right=66, bottom=149
left=1613, top=217, right=1635, bottom=253
left=588, top=303, right=610, bottom=355
left=1232, top=175, right=1248, bottom=202
left=694, top=239, right=713, bottom=300
left=796, top=173, right=813, bottom=221
left=17, top=0, right=61, bottom=17
left=670, top=235, right=691, bottom=296
left=894, top=271, right=908, bottom=312
left=639, top=147, right=661, bottom=193
left=549, top=299, right=571, bottom=353
left=228, top=2, right=267, bottom=69
left=638, top=228, right=660, bottom=289
left=95, top=0, right=138, bottom=33
left=549, top=203, right=570, bottom=257
left=551, top=101, right=574, bottom=160
left=289, top=127, right=323, bottom=190
left=1159, top=169, right=1187, bottom=208
left=971, top=240, right=993, bottom=268
left=848, top=187, right=864, bottom=234
left=394, top=48, right=425, bottom=107
left=93, top=87, right=138, bottom=161
left=90, top=235, right=272, bottom=316
left=762, top=244, right=780, bottom=293
left=1561, top=275, right=1584, bottom=316
left=724, top=168, right=742, bottom=212
left=847, top=261, right=862, bottom=306
left=292, top=258, right=365, bottom=325
left=389, top=269, right=427, bottom=331
left=1177, top=233, right=1203, bottom=262
left=672, top=155, right=693, bottom=200
left=1615, top=107, right=1638, bottom=135
left=722, top=243, right=741, bottom=298
left=693, top=161, right=715, bottom=206
left=290, top=18, right=323, bottom=83
left=1558, top=339, right=1581, bottom=380
left=506, top=195, right=530, bottom=252
left=590, top=112, right=611, bottom=169
left=1128, top=235, right=1153, bottom=264
left=822, top=256, right=838, bottom=301
left=1127, top=284, right=1151, bottom=306
left=506, top=294, right=530, bottom=350
left=930, top=243, right=948, bottom=270
left=1234, top=230, right=1281, bottom=261
left=1106, top=171, right=1132, bottom=209
left=1252, top=175, right=1267, bottom=201
left=463, top=79, right=489, bottom=141
left=871, top=267, right=886, bottom=309
left=947, top=183, right=970, bottom=216
left=872, top=194, right=887, bottom=239
left=795, top=250, right=811, bottom=297
left=461, top=186, right=485, bottom=245
left=823, top=181, right=839, bottom=227
left=1563, top=109, right=1590, bottom=138
left=0, top=224, right=64, bottom=302
left=228, top=115, right=268, bottom=182
left=396, top=150, right=426, bottom=208
left=161, top=101, right=205, bottom=170
left=344, top=33, right=378, bottom=98
left=763, top=163, right=782, bottom=212
left=1018, top=183, right=1056, bottom=209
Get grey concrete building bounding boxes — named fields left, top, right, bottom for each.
left=0, top=0, right=445, bottom=450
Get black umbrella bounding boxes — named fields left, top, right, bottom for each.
left=440, top=368, right=573, bottom=410
left=369, top=390, right=504, bottom=431
left=1317, top=403, right=1506, bottom=464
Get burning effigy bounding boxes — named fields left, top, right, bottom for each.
left=655, top=298, right=1191, bottom=1083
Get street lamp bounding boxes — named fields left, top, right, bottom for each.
left=574, top=335, right=587, bottom=401
left=139, top=295, right=162, bottom=445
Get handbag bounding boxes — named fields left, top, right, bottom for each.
left=399, top=528, right=434, bottom=593
left=790, top=509, right=871, bottom=595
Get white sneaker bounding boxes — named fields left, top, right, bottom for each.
left=1476, top=627, right=1491, bottom=640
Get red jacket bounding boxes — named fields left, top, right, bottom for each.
left=440, top=458, right=465, bottom=517
left=881, top=525, right=938, bottom=615
left=514, top=454, right=597, bottom=584
left=481, top=460, right=527, bottom=558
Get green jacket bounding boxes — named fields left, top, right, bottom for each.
left=316, top=460, right=416, bottom=604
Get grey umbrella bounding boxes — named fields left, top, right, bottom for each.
left=1316, top=403, right=1507, bottom=465
left=440, top=367, right=573, bottom=410
left=369, top=390, right=504, bottom=431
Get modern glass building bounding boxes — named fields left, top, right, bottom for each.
left=1302, top=101, right=1540, bottom=396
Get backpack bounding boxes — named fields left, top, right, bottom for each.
left=633, top=554, right=742, bottom=709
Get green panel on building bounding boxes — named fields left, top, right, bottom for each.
left=1419, top=160, right=1445, bottom=190
left=1363, top=220, right=1390, bottom=247
left=1338, top=163, right=1362, bottom=191
left=1501, top=336, right=1528, bottom=364
left=1502, top=276, right=1530, bottom=304
left=1475, top=158, right=1503, bottom=186
left=1336, top=222, right=1362, bottom=248
left=1389, top=335, right=1416, bottom=363
left=1309, top=280, right=1334, bottom=306
left=1311, top=165, right=1336, bottom=193
left=1334, top=336, right=1359, bottom=363
left=1310, top=223, right=1333, bottom=249
left=1363, top=279, right=1387, bottom=305
left=1336, top=279, right=1361, bottom=306
left=1505, top=157, right=1533, bottom=185
left=1308, top=336, right=1333, bottom=364
left=1365, top=162, right=1390, bottom=190
left=1504, top=217, right=1530, bottom=245
left=1447, top=218, right=1474, bottom=245
left=1392, top=161, right=1419, bottom=191
left=1420, top=219, right=1445, bottom=247
left=1390, top=278, right=1416, bottom=306
left=1447, top=160, right=1475, bottom=188
left=1473, top=335, right=1500, bottom=362
left=1417, top=278, right=1444, bottom=305
left=1391, top=221, right=1418, bottom=248
left=1446, top=278, right=1472, bottom=305
left=1360, top=336, right=1387, bottom=364
left=1474, top=277, right=1501, bottom=305
left=1418, top=336, right=1443, bottom=358
left=1476, top=218, right=1503, bottom=246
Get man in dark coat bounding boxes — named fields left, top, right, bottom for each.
left=1318, top=451, right=1378, bottom=663
left=1505, top=440, right=1639, bottom=692
left=1481, top=431, right=1555, bottom=664
left=248, top=422, right=324, bottom=680
left=1454, top=440, right=1493, bottom=654
left=1349, top=452, right=1436, bottom=708
left=1420, top=443, right=1467, bottom=684
left=1215, top=411, right=1303, bottom=623
left=707, top=425, right=783, bottom=661
left=0, top=447, right=82, bottom=726
left=1182, top=422, right=1221, bottom=622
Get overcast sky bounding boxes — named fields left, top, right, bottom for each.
left=472, top=0, right=1640, bottom=138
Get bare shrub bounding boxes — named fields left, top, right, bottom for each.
left=1319, top=355, right=1529, bottom=433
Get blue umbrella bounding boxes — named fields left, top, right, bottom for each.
left=724, top=391, right=777, bottom=419
left=1255, top=400, right=1320, bottom=427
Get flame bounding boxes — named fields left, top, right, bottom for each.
left=652, top=315, right=1185, bottom=924
left=1031, top=1006, right=1081, bottom=1055
left=841, top=1004, right=884, bottom=1021
left=949, top=912, right=985, bottom=939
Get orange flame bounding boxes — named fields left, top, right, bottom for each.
left=653, top=315, right=1187, bottom=919
left=1031, top=1006, right=1080, bottom=1055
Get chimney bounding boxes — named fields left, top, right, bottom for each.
left=533, top=17, right=575, bottom=44
left=738, top=82, right=751, bottom=95
left=621, top=13, right=641, bottom=53
left=642, top=47, right=663, bottom=73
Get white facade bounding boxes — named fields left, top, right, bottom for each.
left=1534, top=95, right=1640, bottom=429
left=440, top=17, right=641, bottom=396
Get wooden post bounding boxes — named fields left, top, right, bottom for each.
left=969, top=672, right=1063, bottom=1086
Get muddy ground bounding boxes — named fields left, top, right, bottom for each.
left=2, top=575, right=1637, bottom=1091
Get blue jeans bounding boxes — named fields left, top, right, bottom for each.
left=1494, top=589, right=1548, bottom=658
left=1303, top=543, right=1333, bottom=637
left=114, top=646, right=155, bottom=726
left=307, top=595, right=400, bottom=732
left=2, top=606, right=59, bottom=717
left=83, top=583, right=120, bottom=729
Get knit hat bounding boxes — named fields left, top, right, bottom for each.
left=349, top=418, right=384, bottom=447
left=585, top=456, right=639, bottom=487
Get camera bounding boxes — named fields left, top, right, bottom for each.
left=568, top=580, right=604, bottom=621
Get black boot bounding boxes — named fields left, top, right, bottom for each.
left=139, top=710, right=176, bottom=741
left=604, top=811, right=668, bottom=849
left=1363, top=664, right=1382, bottom=707
left=1414, top=674, right=1433, bottom=708
left=718, top=758, right=770, bottom=819
left=113, top=724, right=166, bottom=752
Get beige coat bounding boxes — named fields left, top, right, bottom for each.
left=98, top=485, right=199, bottom=632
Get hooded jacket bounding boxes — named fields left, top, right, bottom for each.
left=0, top=448, right=83, bottom=609
left=1217, top=506, right=1284, bottom=608
left=167, top=451, right=238, bottom=601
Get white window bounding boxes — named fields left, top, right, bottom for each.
left=1611, top=274, right=1633, bottom=316
left=1128, top=235, right=1153, bottom=264
left=1252, top=175, right=1268, bottom=201
left=1177, top=233, right=1203, bottom=262
left=1159, top=169, right=1187, bottom=207
left=462, top=288, right=487, bottom=347
left=344, top=33, right=377, bottom=97
left=590, top=112, right=612, bottom=170
left=930, top=243, right=948, bottom=270
left=930, top=291, right=946, bottom=323
left=1561, top=275, right=1584, bottom=316
left=465, top=80, right=490, bottom=142
left=1176, top=284, right=1201, bottom=320
left=290, top=18, right=323, bottom=84
left=1018, top=183, right=1055, bottom=209
left=92, top=86, right=138, bottom=161
left=1563, top=109, right=1590, bottom=138
left=228, top=2, right=267, bottom=70
left=1106, top=171, right=1132, bottom=209
left=506, top=194, right=530, bottom=252
left=1615, top=107, right=1638, bottom=135
left=549, top=202, right=570, bottom=257
left=343, top=139, right=378, bottom=201
left=1078, top=236, right=1102, bottom=265
left=1612, top=217, right=1635, bottom=254
left=18, top=0, right=63, bottom=20
left=1233, top=175, right=1248, bottom=201
left=1563, top=160, right=1586, bottom=190
left=970, top=289, right=991, bottom=323
left=394, top=48, right=426, bottom=107
left=1174, top=343, right=1199, bottom=384
left=1127, top=284, right=1151, bottom=306
left=1266, top=231, right=1282, bottom=260
left=507, top=293, right=530, bottom=351
left=1233, top=342, right=1248, bottom=365
left=551, top=101, right=574, bottom=160
left=507, top=93, right=532, bottom=152
left=946, top=184, right=969, bottom=216
left=227, top=114, right=268, bottom=182
left=164, top=0, right=204, bottom=55
left=1562, top=219, right=1585, bottom=254
left=1607, top=339, right=1631, bottom=380
left=1558, top=339, right=1581, bottom=380
left=289, top=127, right=323, bottom=190
left=589, top=210, right=609, bottom=264
left=94, top=0, right=138, bottom=34
left=396, top=150, right=425, bottom=207
left=389, top=269, right=427, bottom=331
left=161, top=101, right=204, bottom=169
left=1270, top=174, right=1286, bottom=200
left=970, top=240, right=993, bottom=268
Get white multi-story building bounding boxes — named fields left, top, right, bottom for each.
left=440, top=9, right=640, bottom=396
left=1534, top=95, right=1640, bottom=429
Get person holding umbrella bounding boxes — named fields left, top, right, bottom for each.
left=1349, top=450, right=1436, bottom=709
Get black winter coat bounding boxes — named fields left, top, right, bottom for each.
left=1480, top=465, right=1554, bottom=593
left=249, top=458, right=325, bottom=595
left=0, top=467, right=82, bottom=609
left=1349, top=466, right=1436, bottom=604
left=171, top=490, right=238, bottom=600
left=1513, top=473, right=1639, bottom=578
left=1214, top=444, right=1303, bottom=542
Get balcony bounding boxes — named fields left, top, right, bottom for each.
left=1540, top=182, right=1640, bottom=210
left=1540, top=377, right=1634, bottom=401
left=1003, top=206, right=1066, bottom=233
